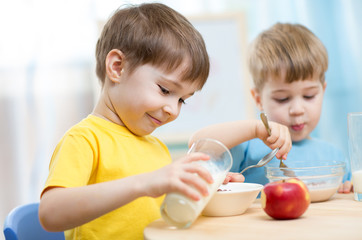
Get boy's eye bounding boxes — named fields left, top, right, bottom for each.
left=158, top=85, right=169, bottom=95
left=304, top=95, right=315, bottom=99
left=179, top=98, right=186, bottom=104
left=274, top=97, right=289, bottom=103
left=158, top=84, right=186, bottom=104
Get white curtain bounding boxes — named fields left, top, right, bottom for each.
left=0, top=0, right=99, bottom=232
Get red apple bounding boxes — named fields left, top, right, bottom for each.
left=261, top=178, right=310, bottom=219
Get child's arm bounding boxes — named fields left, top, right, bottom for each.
left=39, top=152, right=213, bottom=232
left=189, top=119, right=291, bottom=160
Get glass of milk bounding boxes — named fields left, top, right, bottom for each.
left=348, top=112, right=362, bottom=201
left=160, top=138, right=233, bottom=228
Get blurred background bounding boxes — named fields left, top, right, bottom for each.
left=1, top=0, right=361, bottom=236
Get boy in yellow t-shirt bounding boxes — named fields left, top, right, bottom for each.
left=39, top=3, right=291, bottom=239
left=189, top=23, right=351, bottom=192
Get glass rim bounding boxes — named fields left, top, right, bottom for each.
left=348, top=112, right=362, bottom=117
left=265, top=161, right=346, bottom=170
left=188, top=138, right=233, bottom=168
left=189, top=138, right=231, bottom=155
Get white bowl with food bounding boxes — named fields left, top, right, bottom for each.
left=265, top=160, right=346, bottom=202
left=202, top=182, right=263, bottom=217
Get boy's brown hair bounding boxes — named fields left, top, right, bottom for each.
left=95, top=3, right=209, bottom=89
left=248, top=23, right=328, bottom=91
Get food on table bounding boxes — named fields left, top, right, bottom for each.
left=265, top=160, right=345, bottom=202
left=261, top=178, right=310, bottom=219
left=217, top=189, right=231, bottom=192
left=308, top=185, right=339, bottom=202
left=202, top=182, right=263, bottom=217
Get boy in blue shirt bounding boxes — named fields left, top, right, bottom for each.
left=189, top=23, right=352, bottom=193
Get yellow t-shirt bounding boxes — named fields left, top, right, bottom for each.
left=43, top=115, right=172, bottom=239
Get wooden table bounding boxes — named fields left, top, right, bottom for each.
left=144, top=193, right=362, bottom=240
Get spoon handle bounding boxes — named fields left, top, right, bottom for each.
left=260, top=112, right=271, bottom=136
left=240, top=165, right=254, bottom=174
left=279, top=160, right=287, bottom=168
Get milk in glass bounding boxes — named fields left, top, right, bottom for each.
left=348, top=112, right=362, bottom=201
left=160, top=138, right=232, bottom=228
left=352, top=169, right=362, bottom=193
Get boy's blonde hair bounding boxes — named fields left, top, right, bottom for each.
left=248, top=23, right=328, bottom=91
left=96, top=3, right=209, bottom=89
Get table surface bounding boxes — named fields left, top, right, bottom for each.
left=144, top=193, right=362, bottom=240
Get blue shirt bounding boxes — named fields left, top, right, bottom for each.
left=230, top=138, right=351, bottom=185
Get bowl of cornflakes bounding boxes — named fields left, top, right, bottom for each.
left=202, top=182, right=263, bottom=217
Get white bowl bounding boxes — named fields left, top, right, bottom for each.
left=202, top=182, right=263, bottom=217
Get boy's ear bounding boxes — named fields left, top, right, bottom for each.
left=250, top=88, right=263, bottom=111
left=323, top=81, right=327, bottom=91
left=105, top=49, right=125, bottom=83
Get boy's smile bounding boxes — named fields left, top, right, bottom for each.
left=252, top=76, right=326, bottom=142
left=147, top=113, right=163, bottom=126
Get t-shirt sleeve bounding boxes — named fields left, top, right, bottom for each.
left=229, top=141, right=249, bottom=173
left=42, top=133, right=96, bottom=196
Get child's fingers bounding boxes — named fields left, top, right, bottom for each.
left=170, top=179, right=203, bottom=201
left=265, top=123, right=285, bottom=144
left=184, top=163, right=214, bottom=184
left=223, top=172, right=245, bottom=184
left=273, top=126, right=292, bottom=159
left=228, top=172, right=245, bottom=182
left=343, top=181, right=352, bottom=193
left=338, top=183, right=344, bottom=193
left=184, top=152, right=210, bottom=163
left=276, top=139, right=291, bottom=159
left=338, top=181, right=352, bottom=193
left=179, top=152, right=214, bottom=183
left=179, top=172, right=211, bottom=198
left=223, top=175, right=231, bottom=184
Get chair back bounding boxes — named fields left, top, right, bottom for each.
left=3, top=202, right=65, bottom=240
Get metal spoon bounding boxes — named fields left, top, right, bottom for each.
left=260, top=112, right=296, bottom=177
left=280, top=163, right=296, bottom=177
left=260, top=113, right=288, bottom=168
left=240, top=147, right=279, bottom=174
left=260, top=112, right=271, bottom=136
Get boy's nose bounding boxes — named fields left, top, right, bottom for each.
left=163, top=101, right=180, bottom=120
left=289, top=99, right=305, bottom=115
